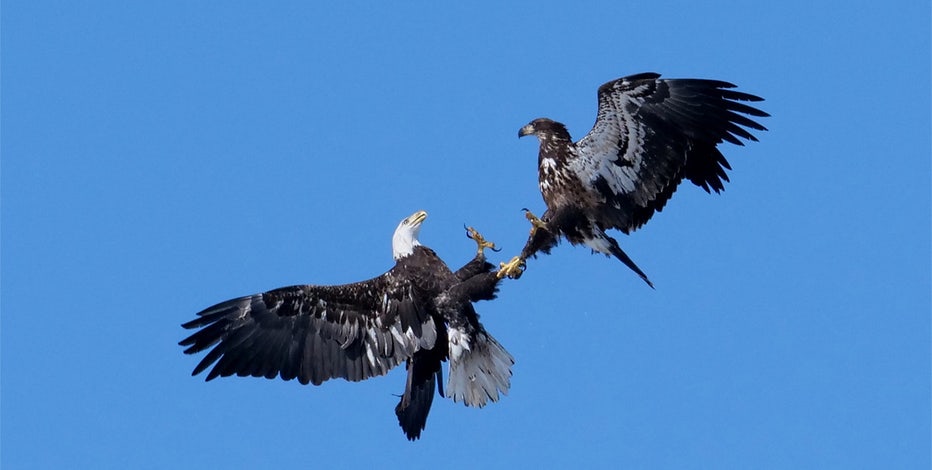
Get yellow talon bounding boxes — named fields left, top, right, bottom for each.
left=522, top=209, right=547, bottom=236
left=465, top=226, right=499, bottom=255
left=497, top=256, right=526, bottom=279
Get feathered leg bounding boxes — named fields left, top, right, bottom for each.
left=456, top=227, right=500, bottom=280
left=498, top=209, right=556, bottom=279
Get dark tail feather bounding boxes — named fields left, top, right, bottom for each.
left=395, top=355, right=441, bottom=441
left=607, top=237, right=655, bottom=289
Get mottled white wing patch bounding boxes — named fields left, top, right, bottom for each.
left=179, top=272, right=439, bottom=386
left=571, top=76, right=661, bottom=205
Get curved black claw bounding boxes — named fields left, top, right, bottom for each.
left=465, top=225, right=501, bottom=254
left=521, top=209, right=547, bottom=230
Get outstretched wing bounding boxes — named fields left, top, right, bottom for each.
left=572, top=72, right=768, bottom=233
left=179, top=270, right=439, bottom=386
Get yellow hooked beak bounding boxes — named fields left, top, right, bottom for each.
left=406, top=210, right=428, bottom=226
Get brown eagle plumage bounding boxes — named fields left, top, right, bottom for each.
left=180, top=211, right=513, bottom=440
left=501, top=72, right=769, bottom=285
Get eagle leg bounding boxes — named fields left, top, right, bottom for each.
left=465, top=225, right=501, bottom=255
left=497, top=256, right=526, bottom=279
left=495, top=209, right=548, bottom=279
left=522, top=208, right=548, bottom=235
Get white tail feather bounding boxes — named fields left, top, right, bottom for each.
left=446, top=330, right=514, bottom=407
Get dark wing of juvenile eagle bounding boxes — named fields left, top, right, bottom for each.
left=571, top=72, right=769, bottom=234
left=179, top=270, right=438, bottom=386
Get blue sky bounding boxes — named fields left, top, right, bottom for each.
left=3, top=2, right=929, bottom=468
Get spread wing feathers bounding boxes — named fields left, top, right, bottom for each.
left=179, top=272, right=439, bottom=386
left=446, top=326, right=514, bottom=407
left=572, top=72, right=769, bottom=233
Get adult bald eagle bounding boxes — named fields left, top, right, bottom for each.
left=179, top=210, right=513, bottom=440
left=499, top=72, right=769, bottom=285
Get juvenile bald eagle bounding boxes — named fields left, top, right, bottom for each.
left=179, top=210, right=513, bottom=440
left=499, top=72, right=769, bottom=285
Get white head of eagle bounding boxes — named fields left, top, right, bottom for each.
left=392, top=210, right=426, bottom=260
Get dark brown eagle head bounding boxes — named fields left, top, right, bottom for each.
left=518, top=118, right=572, bottom=142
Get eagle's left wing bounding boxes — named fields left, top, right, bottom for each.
left=572, top=73, right=768, bottom=233
left=179, top=271, right=438, bottom=387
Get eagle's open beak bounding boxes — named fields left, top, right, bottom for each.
left=518, top=124, right=534, bottom=138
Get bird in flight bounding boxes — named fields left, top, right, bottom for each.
left=179, top=71, right=770, bottom=441
left=499, top=72, right=769, bottom=285
left=180, top=210, right=513, bottom=440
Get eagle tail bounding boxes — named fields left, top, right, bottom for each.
left=446, top=329, right=514, bottom=408
left=395, top=353, right=442, bottom=441
left=606, top=236, right=655, bottom=289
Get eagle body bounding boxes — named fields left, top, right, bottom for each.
left=180, top=211, right=513, bottom=440
left=515, top=73, right=768, bottom=285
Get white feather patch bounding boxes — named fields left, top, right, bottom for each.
left=445, top=331, right=514, bottom=408
left=582, top=233, right=612, bottom=255
left=447, top=327, right=471, bottom=361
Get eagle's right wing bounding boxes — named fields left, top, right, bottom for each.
left=179, top=270, right=438, bottom=386
left=572, top=73, right=768, bottom=233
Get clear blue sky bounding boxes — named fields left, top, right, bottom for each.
left=3, top=2, right=930, bottom=469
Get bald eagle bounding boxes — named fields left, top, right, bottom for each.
left=179, top=210, right=513, bottom=440
left=499, top=73, right=769, bottom=285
